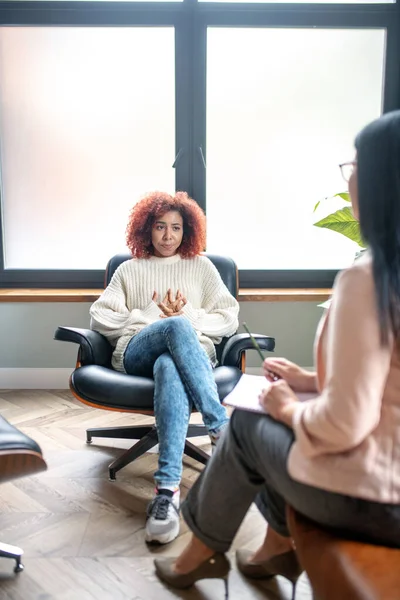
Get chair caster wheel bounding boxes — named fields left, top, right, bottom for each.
left=14, top=562, right=24, bottom=573
left=86, top=438, right=92, bottom=444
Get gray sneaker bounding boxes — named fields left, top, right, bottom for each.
left=145, top=491, right=180, bottom=545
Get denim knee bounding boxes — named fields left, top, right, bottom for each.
left=154, top=352, right=175, bottom=376
left=164, top=316, right=196, bottom=339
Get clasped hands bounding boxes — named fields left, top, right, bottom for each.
left=259, top=358, right=317, bottom=428
left=153, top=289, right=187, bottom=318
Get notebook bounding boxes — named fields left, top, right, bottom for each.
left=223, top=374, right=316, bottom=414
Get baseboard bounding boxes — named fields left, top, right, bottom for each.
left=0, top=368, right=72, bottom=389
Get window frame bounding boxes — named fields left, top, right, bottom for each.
left=0, top=0, right=398, bottom=289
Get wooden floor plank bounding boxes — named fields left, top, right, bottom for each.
left=0, top=390, right=312, bottom=600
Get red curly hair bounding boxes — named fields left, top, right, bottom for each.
left=126, top=191, right=206, bottom=259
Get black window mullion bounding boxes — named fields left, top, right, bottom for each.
left=0, top=269, right=105, bottom=289
left=197, top=3, right=397, bottom=28
left=0, top=1, right=183, bottom=26
left=190, top=18, right=207, bottom=213
left=239, top=269, right=338, bottom=289
left=384, top=2, right=400, bottom=113
left=175, top=10, right=194, bottom=197
left=383, top=19, right=400, bottom=113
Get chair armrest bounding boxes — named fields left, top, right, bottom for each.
left=54, top=326, right=112, bottom=367
left=220, top=333, right=275, bottom=369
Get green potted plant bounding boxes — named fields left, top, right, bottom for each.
left=313, top=192, right=366, bottom=250
left=313, top=193, right=366, bottom=308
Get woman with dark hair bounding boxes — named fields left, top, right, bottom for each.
left=154, top=111, right=400, bottom=598
left=90, top=191, right=239, bottom=545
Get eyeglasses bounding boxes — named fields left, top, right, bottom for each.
left=339, top=161, right=357, bottom=182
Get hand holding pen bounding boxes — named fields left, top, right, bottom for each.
left=263, top=356, right=317, bottom=393
left=242, top=322, right=281, bottom=381
left=242, top=323, right=316, bottom=390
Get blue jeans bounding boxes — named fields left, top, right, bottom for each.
left=123, top=317, right=229, bottom=488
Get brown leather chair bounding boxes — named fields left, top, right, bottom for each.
left=0, top=415, right=47, bottom=573
left=287, top=505, right=400, bottom=600
left=55, top=253, right=275, bottom=480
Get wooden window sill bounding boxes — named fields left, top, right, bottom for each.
left=0, top=288, right=332, bottom=303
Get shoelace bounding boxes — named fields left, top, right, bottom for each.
left=147, top=494, right=179, bottom=521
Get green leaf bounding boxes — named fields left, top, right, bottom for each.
left=313, top=192, right=349, bottom=213
left=314, top=206, right=366, bottom=247
left=313, top=200, right=321, bottom=212
left=333, top=192, right=351, bottom=203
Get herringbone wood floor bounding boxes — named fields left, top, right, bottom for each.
left=0, top=390, right=313, bottom=600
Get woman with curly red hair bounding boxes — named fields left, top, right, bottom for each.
left=90, top=191, right=239, bottom=545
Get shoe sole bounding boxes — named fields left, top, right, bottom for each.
left=145, top=522, right=180, bottom=545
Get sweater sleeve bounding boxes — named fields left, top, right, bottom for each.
left=89, top=264, right=160, bottom=345
left=292, top=264, right=392, bottom=457
left=181, top=259, right=239, bottom=340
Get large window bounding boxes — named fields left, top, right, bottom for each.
left=206, top=27, right=385, bottom=271
left=0, top=26, right=175, bottom=270
left=0, top=0, right=398, bottom=287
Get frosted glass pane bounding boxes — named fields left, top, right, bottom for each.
left=206, top=28, right=385, bottom=270
left=0, top=27, right=175, bottom=269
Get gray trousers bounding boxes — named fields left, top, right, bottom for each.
left=182, top=410, right=400, bottom=553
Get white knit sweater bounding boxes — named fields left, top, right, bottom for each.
left=89, top=254, right=239, bottom=372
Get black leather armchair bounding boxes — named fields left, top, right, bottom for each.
left=55, top=253, right=275, bottom=480
left=0, top=415, right=47, bottom=572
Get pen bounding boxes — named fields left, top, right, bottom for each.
left=243, top=322, right=281, bottom=381
left=242, top=322, right=266, bottom=364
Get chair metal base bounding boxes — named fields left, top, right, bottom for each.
left=0, top=541, right=24, bottom=573
left=183, top=439, right=210, bottom=465
left=86, top=424, right=210, bottom=480
left=86, top=426, right=154, bottom=444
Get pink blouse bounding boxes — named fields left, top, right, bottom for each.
left=288, top=253, right=400, bottom=503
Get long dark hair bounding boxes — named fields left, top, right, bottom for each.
left=355, top=110, right=400, bottom=343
